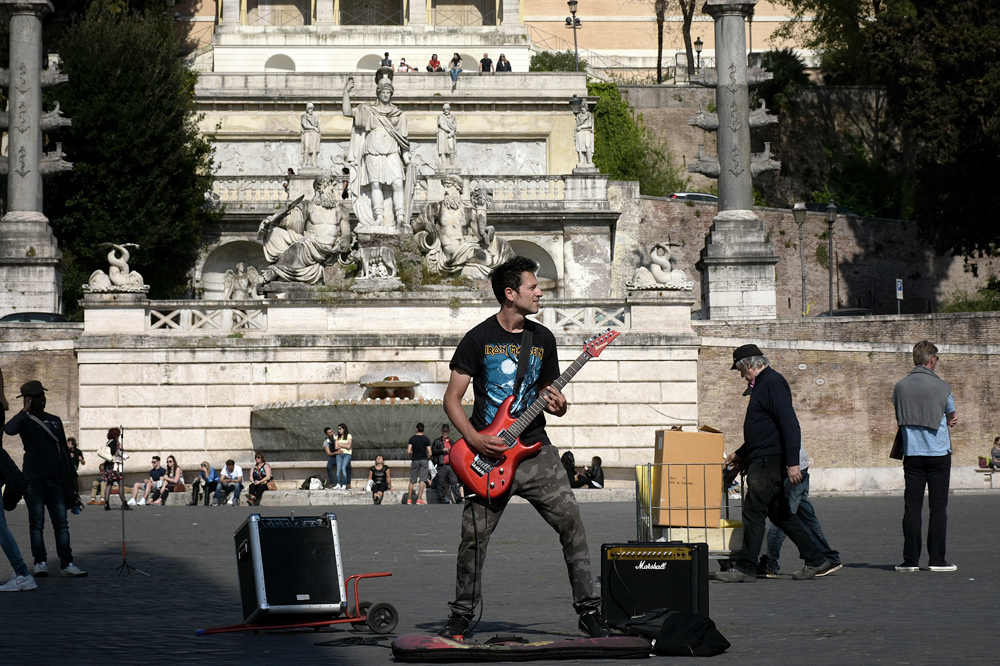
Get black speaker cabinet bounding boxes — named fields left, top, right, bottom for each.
left=601, top=542, right=709, bottom=624
left=235, top=513, right=346, bottom=624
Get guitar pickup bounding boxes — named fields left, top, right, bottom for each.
left=471, top=455, right=501, bottom=477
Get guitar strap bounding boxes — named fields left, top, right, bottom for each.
left=512, top=324, right=534, bottom=401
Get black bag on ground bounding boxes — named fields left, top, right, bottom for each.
left=615, top=608, right=730, bottom=657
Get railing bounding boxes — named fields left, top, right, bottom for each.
left=466, top=176, right=567, bottom=202
left=525, top=25, right=626, bottom=83
left=247, top=8, right=309, bottom=27
left=339, top=8, right=403, bottom=26
left=533, top=302, right=629, bottom=330
left=429, top=8, right=496, bottom=27
left=210, top=177, right=288, bottom=206
left=148, top=305, right=267, bottom=332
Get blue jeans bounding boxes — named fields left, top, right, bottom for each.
left=766, top=470, right=840, bottom=572
left=215, top=481, right=243, bottom=503
left=336, top=455, right=351, bottom=487
left=326, top=457, right=337, bottom=486
left=24, top=478, right=73, bottom=568
left=450, top=68, right=461, bottom=83
left=0, top=498, right=28, bottom=576
left=735, top=455, right=825, bottom=575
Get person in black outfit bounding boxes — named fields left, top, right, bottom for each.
left=367, top=454, right=392, bottom=504
left=406, top=423, right=432, bottom=505
left=431, top=424, right=461, bottom=504
left=571, top=456, right=604, bottom=489
left=712, top=345, right=833, bottom=582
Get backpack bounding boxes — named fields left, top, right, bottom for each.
left=615, top=608, right=730, bottom=657
left=431, top=438, right=446, bottom=466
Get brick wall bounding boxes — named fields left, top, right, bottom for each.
left=695, top=313, right=1000, bottom=469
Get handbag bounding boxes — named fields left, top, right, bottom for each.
left=364, top=478, right=374, bottom=492
left=890, top=427, right=904, bottom=460
left=266, top=479, right=278, bottom=491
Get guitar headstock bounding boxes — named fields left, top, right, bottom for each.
left=582, top=328, right=619, bottom=359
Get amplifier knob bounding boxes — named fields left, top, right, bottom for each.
left=499, top=467, right=505, bottom=474
left=489, top=482, right=495, bottom=489
left=500, top=480, right=506, bottom=486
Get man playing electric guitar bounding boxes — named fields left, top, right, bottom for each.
left=439, top=256, right=612, bottom=640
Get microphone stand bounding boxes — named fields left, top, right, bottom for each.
left=110, top=425, right=149, bottom=577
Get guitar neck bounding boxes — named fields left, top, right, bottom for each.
left=506, top=350, right=592, bottom=440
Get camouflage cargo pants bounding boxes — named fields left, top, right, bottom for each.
left=449, top=443, right=601, bottom=617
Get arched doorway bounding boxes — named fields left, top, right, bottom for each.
left=508, top=240, right=559, bottom=294
left=264, top=54, right=296, bottom=72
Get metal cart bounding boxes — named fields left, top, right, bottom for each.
left=635, top=462, right=744, bottom=566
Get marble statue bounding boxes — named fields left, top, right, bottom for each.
left=570, top=94, right=594, bottom=168
left=85, top=243, right=148, bottom=292
left=300, top=103, right=321, bottom=168
left=412, top=176, right=514, bottom=278
left=626, top=243, right=694, bottom=291
left=342, top=71, right=411, bottom=228
left=257, top=176, right=353, bottom=286
left=223, top=263, right=261, bottom=299
left=437, top=103, right=457, bottom=169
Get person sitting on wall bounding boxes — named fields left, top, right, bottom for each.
left=188, top=461, right=220, bottom=506
left=129, top=455, right=166, bottom=506
left=368, top=454, right=393, bottom=504
left=989, top=436, right=1000, bottom=469
left=148, top=455, right=183, bottom=506
left=396, top=58, right=416, bottom=72
left=571, top=456, right=604, bottom=489
left=214, top=459, right=244, bottom=506
left=426, top=53, right=443, bottom=72
left=380, top=52, right=393, bottom=68
left=246, top=452, right=273, bottom=506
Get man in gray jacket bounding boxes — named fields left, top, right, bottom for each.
left=892, top=340, right=958, bottom=572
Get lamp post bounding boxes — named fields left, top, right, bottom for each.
left=566, top=0, right=581, bottom=72
left=792, top=202, right=807, bottom=316
left=826, top=200, right=837, bottom=316
left=694, top=36, right=703, bottom=70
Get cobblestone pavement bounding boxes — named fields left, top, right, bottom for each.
left=0, top=493, right=995, bottom=665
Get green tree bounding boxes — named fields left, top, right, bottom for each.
left=588, top=81, right=688, bottom=196
left=868, top=0, right=1000, bottom=256
left=529, top=50, right=587, bottom=73
left=45, top=7, right=215, bottom=317
left=753, top=48, right=812, bottom=116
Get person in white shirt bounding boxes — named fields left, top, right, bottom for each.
left=214, top=459, right=244, bottom=506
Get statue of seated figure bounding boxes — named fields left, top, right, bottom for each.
left=257, top=176, right=353, bottom=286
left=412, top=177, right=514, bottom=279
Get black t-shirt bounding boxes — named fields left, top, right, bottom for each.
left=70, top=447, right=84, bottom=470
left=480, top=58, right=493, bottom=72
left=450, top=316, right=559, bottom=446
left=409, top=434, right=431, bottom=461
left=4, top=410, right=68, bottom=480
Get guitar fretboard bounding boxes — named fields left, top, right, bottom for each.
left=503, top=350, right=592, bottom=445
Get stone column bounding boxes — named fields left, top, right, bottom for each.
left=501, top=0, right=522, bottom=31
left=316, top=0, right=335, bottom=25
left=0, top=0, right=62, bottom=316
left=695, top=0, right=777, bottom=320
left=220, top=0, right=241, bottom=25
left=409, top=0, right=427, bottom=26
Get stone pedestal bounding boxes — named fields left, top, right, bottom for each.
left=315, top=0, right=335, bottom=25
left=696, top=210, right=778, bottom=320
left=408, top=0, right=428, bottom=27
left=501, top=0, right=523, bottom=31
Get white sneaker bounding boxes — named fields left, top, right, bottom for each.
left=0, top=574, right=37, bottom=592
left=32, top=562, right=48, bottom=577
left=928, top=562, right=957, bottom=572
left=127, top=498, right=137, bottom=506
left=60, top=562, right=88, bottom=577
left=137, top=497, right=146, bottom=506
left=227, top=497, right=234, bottom=505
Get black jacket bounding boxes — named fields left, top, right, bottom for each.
left=734, top=366, right=801, bottom=468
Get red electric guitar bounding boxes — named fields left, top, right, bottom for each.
left=450, top=329, right=620, bottom=503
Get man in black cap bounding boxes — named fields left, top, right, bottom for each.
left=3, top=381, right=87, bottom=577
left=712, top=345, right=832, bottom=582
left=431, top=424, right=461, bottom=504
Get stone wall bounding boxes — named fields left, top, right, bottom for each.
left=0, top=323, right=83, bottom=466
left=695, top=313, right=1000, bottom=490
left=639, top=198, right=1000, bottom=318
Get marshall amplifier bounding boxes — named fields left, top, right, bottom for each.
left=601, top=542, right=709, bottom=624
left=235, top=513, right=346, bottom=624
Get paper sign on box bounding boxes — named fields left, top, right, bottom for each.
left=652, top=428, right=725, bottom=527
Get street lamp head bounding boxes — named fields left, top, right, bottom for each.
left=792, top=202, right=806, bottom=227
left=567, top=0, right=578, bottom=13
left=825, top=199, right=837, bottom=224
left=694, top=36, right=703, bottom=55
left=566, top=17, right=573, bottom=25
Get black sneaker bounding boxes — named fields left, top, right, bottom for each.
left=578, top=610, right=613, bottom=637
left=438, top=613, right=470, bottom=639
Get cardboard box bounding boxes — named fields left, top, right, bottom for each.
left=652, top=427, right=725, bottom=527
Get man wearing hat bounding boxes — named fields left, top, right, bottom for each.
left=712, top=345, right=833, bottom=582
left=3, top=381, right=87, bottom=577
left=432, top=423, right=461, bottom=504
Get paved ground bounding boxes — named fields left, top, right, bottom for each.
left=0, top=493, right=996, bottom=665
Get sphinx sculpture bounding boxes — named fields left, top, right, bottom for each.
left=412, top=176, right=514, bottom=278
left=626, top=243, right=694, bottom=291
left=84, top=243, right=148, bottom=293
